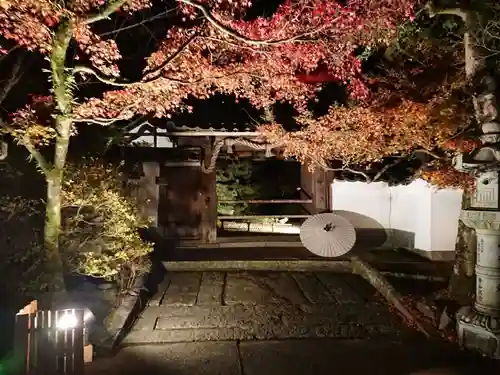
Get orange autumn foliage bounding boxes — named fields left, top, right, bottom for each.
left=260, top=98, right=462, bottom=167
left=419, top=166, right=476, bottom=191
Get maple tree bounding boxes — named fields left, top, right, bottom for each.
left=0, top=0, right=449, bottom=296
left=260, top=2, right=479, bottom=182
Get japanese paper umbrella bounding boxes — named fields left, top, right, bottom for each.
left=300, top=213, right=356, bottom=257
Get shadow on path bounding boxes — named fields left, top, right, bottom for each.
left=85, top=339, right=500, bottom=375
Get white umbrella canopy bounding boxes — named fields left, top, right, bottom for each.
left=300, top=213, right=356, bottom=257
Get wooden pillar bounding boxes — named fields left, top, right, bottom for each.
left=312, top=167, right=333, bottom=212
left=199, top=138, right=217, bottom=243
left=300, top=161, right=333, bottom=213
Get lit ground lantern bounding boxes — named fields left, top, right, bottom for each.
left=300, top=213, right=356, bottom=257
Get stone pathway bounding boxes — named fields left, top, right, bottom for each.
left=85, top=271, right=500, bottom=375
left=86, top=339, right=499, bottom=375
left=125, top=271, right=413, bottom=344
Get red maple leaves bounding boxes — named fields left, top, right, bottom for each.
left=3, top=0, right=448, bottom=175
left=74, top=0, right=419, bottom=120
left=0, top=0, right=419, bottom=116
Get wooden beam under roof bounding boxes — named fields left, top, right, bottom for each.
left=163, top=130, right=262, bottom=137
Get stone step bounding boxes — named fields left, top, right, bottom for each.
left=125, top=303, right=410, bottom=344
left=162, top=259, right=352, bottom=272
left=162, top=258, right=451, bottom=277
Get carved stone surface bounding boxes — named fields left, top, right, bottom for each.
left=482, top=121, right=500, bottom=134
left=475, top=230, right=500, bottom=269
left=475, top=264, right=500, bottom=316
left=479, top=134, right=500, bottom=144
left=469, top=172, right=499, bottom=210
left=471, top=147, right=500, bottom=163
left=453, top=73, right=500, bottom=360
left=460, top=210, right=500, bottom=230
left=457, top=306, right=500, bottom=359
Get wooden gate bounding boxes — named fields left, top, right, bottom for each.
left=14, top=304, right=87, bottom=375
left=158, top=163, right=203, bottom=240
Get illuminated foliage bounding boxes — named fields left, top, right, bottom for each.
left=260, top=99, right=462, bottom=167
left=61, top=162, right=154, bottom=283
left=0, top=160, right=153, bottom=290
left=419, top=164, right=476, bottom=192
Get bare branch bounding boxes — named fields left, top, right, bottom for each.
left=312, top=157, right=371, bottom=182
left=0, top=54, right=24, bottom=105
left=143, top=33, right=198, bottom=82
left=330, top=167, right=371, bottom=182
left=99, top=8, right=178, bottom=37
left=73, top=117, right=129, bottom=125
left=425, top=2, right=469, bottom=23
left=83, top=0, right=132, bottom=25
left=0, top=45, right=19, bottom=64
left=73, top=65, right=134, bottom=86
left=372, top=158, right=407, bottom=182
left=179, top=0, right=327, bottom=46
left=414, top=149, right=447, bottom=160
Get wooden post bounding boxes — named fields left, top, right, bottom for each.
left=200, top=138, right=217, bottom=243
left=83, top=345, right=93, bottom=363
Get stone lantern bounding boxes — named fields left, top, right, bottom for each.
left=453, top=88, right=500, bottom=358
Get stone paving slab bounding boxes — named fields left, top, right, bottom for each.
left=197, top=272, right=225, bottom=305
left=86, top=342, right=241, bottom=375
left=85, top=340, right=500, bottom=375
left=126, top=271, right=411, bottom=344
left=238, top=340, right=483, bottom=375
left=161, top=272, right=202, bottom=306
left=291, top=272, right=336, bottom=304
left=127, top=303, right=401, bottom=343
left=224, top=272, right=307, bottom=305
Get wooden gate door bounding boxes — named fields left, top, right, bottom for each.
left=158, top=162, right=216, bottom=243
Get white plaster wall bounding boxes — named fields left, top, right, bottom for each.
left=430, top=187, right=463, bottom=252
left=330, top=179, right=463, bottom=257
left=330, top=181, right=391, bottom=228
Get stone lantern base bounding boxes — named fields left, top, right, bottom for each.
left=457, top=306, right=500, bottom=358
left=456, top=172, right=500, bottom=359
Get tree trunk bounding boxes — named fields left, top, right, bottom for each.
left=43, top=118, right=72, bottom=302
left=40, top=21, right=74, bottom=305
left=44, top=173, right=66, bottom=295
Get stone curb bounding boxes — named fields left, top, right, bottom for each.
left=162, top=260, right=353, bottom=272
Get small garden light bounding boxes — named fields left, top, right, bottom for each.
left=56, top=308, right=95, bottom=330
left=56, top=311, right=79, bottom=330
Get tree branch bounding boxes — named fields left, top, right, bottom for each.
left=313, top=158, right=371, bottom=182
left=73, top=65, right=133, bottom=86
left=414, top=149, right=447, bottom=160
left=74, top=62, right=277, bottom=88
left=143, top=33, right=198, bottom=82
left=425, top=2, right=469, bottom=23
left=372, top=160, right=401, bottom=182
left=1, top=121, right=51, bottom=174
left=0, top=54, right=24, bottom=105
left=73, top=116, right=130, bottom=125
left=83, top=0, right=132, bottom=25
left=73, top=33, right=197, bottom=86
left=179, top=0, right=326, bottom=46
